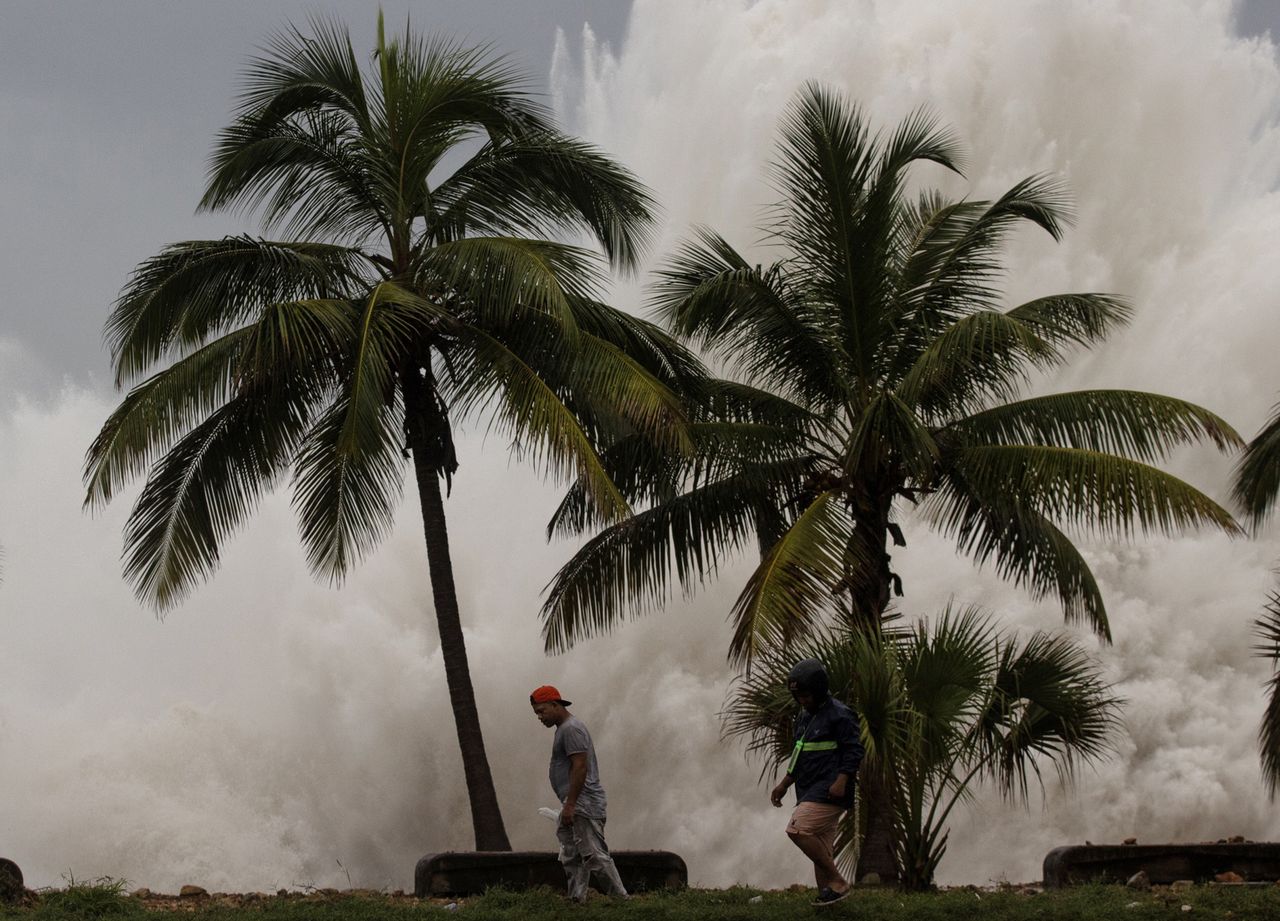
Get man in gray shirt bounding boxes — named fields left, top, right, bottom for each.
left=530, top=685, right=627, bottom=901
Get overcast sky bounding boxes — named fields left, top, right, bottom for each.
left=0, top=0, right=631, bottom=392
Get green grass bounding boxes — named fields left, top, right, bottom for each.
left=5, top=881, right=1280, bottom=921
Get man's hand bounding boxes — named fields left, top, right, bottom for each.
left=770, top=781, right=789, bottom=808
left=828, top=775, right=848, bottom=800
left=560, top=801, right=576, bottom=826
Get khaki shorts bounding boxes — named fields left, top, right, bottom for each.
left=786, top=801, right=845, bottom=853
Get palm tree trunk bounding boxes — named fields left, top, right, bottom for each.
left=847, top=496, right=900, bottom=883
left=856, top=766, right=897, bottom=884
left=403, top=364, right=512, bottom=852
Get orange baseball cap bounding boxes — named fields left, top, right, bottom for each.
left=530, top=685, right=572, bottom=706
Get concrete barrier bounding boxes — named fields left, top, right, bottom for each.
left=414, top=850, right=687, bottom=897
left=0, top=859, right=23, bottom=904
left=1043, top=843, right=1280, bottom=887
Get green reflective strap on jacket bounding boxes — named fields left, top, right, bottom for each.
left=787, top=739, right=839, bottom=773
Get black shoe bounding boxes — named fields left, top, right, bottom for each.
left=812, top=887, right=850, bottom=907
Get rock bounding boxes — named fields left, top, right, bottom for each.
left=1125, top=901, right=1141, bottom=909
left=277, top=888, right=289, bottom=897
left=1126, top=871, right=1151, bottom=891
left=1214, top=871, right=1245, bottom=883
left=1019, top=886, right=1041, bottom=896
left=179, top=885, right=208, bottom=898
left=1123, top=837, right=1137, bottom=845
left=131, top=888, right=151, bottom=899
left=1171, top=880, right=1194, bottom=892
left=859, top=872, right=881, bottom=886
left=1228, top=836, right=1245, bottom=844
left=748, top=895, right=763, bottom=904
left=1182, top=905, right=1192, bottom=912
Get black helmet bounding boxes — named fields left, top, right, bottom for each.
left=787, top=658, right=829, bottom=700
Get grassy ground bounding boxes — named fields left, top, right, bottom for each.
left=5, top=880, right=1280, bottom=920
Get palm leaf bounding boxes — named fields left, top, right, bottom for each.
left=1253, top=592, right=1280, bottom=798
left=444, top=326, right=632, bottom=525
left=927, top=466, right=1111, bottom=638
left=420, top=236, right=606, bottom=336
left=975, top=630, right=1119, bottom=802
left=949, top=444, right=1242, bottom=538
left=541, top=457, right=814, bottom=653
left=122, top=387, right=310, bottom=608
left=106, top=237, right=366, bottom=386
left=728, top=490, right=863, bottom=665
left=651, top=227, right=842, bottom=405
left=951, top=390, right=1243, bottom=461
left=1233, top=399, right=1280, bottom=531
left=290, top=286, right=407, bottom=579
left=429, top=131, right=655, bottom=271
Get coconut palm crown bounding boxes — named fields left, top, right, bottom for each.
left=83, top=17, right=700, bottom=850
left=542, top=82, right=1244, bottom=665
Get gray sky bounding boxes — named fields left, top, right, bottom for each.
left=0, top=0, right=631, bottom=390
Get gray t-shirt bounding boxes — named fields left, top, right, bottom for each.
left=549, top=715, right=608, bottom=818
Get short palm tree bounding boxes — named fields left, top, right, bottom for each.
left=1234, top=400, right=1280, bottom=795
left=725, top=607, right=1119, bottom=890
left=541, top=83, right=1243, bottom=877
left=82, top=16, right=696, bottom=850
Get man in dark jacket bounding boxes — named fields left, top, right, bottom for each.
left=769, top=658, right=864, bottom=906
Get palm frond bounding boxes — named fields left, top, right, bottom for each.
left=1006, top=292, right=1132, bottom=350
left=290, top=288, right=407, bottom=580
left=893, top=309, right=1060, bottom=419
left=85, top=328, right=254, bottom=510
left=728, top=491, right=862, bottom=666
left=547, top=422, right=813, bottom=540
left=650, top=227, right=842, bottom=405
left=976, top=630, right=1120, bottom=802
left=421, top=236, right=606, bottom=336
left=540, top=459, right=812, bottom=653
left=445, top=325, right=632, bottom=525
left=927, top=467, right=1111, bottom=638
left=951, top=390, right=1243, bottom=461
left=845, top=390, right=940, bottom=484
left=1233, top=399, right=1280, bottom=531
left=121, top=387, right=310, bottom=609
left=105, top=238, right=366, bottom=386
left=429, top=131, right=655, bottom=271
left=1253, top=592, right=1280, bottom=798
left=946, top=444, right=1242, bottom=539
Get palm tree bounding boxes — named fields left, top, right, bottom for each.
left=1233, top=400, right=1280, bottom=795
left=724, top=607, right=1120, bottom=890
left=82, top=16, right=697, bottom=851
left=541, top=83, right=1243, bottom=878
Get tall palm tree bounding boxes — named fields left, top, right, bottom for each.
left=724, top=608, right=1119, bottom=890
left=541, top=83, right=1243, bottom=877
left=1233, top=400, right=1280, bottom=795
left=82, top=16, right=697, bottom=851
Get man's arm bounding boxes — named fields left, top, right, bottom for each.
left=770, top=773, right=795, bottom=807
left=828, top=711, right=865, bottom=799
left=560, top=752, right=588, bottom=825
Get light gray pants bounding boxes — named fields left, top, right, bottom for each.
left=555, top=813, right=627, bottom=901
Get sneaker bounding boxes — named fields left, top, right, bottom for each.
left=812, top=886, right=851, bottom=907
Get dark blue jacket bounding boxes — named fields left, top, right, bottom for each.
left=788, top=696, right=863, bottom=808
